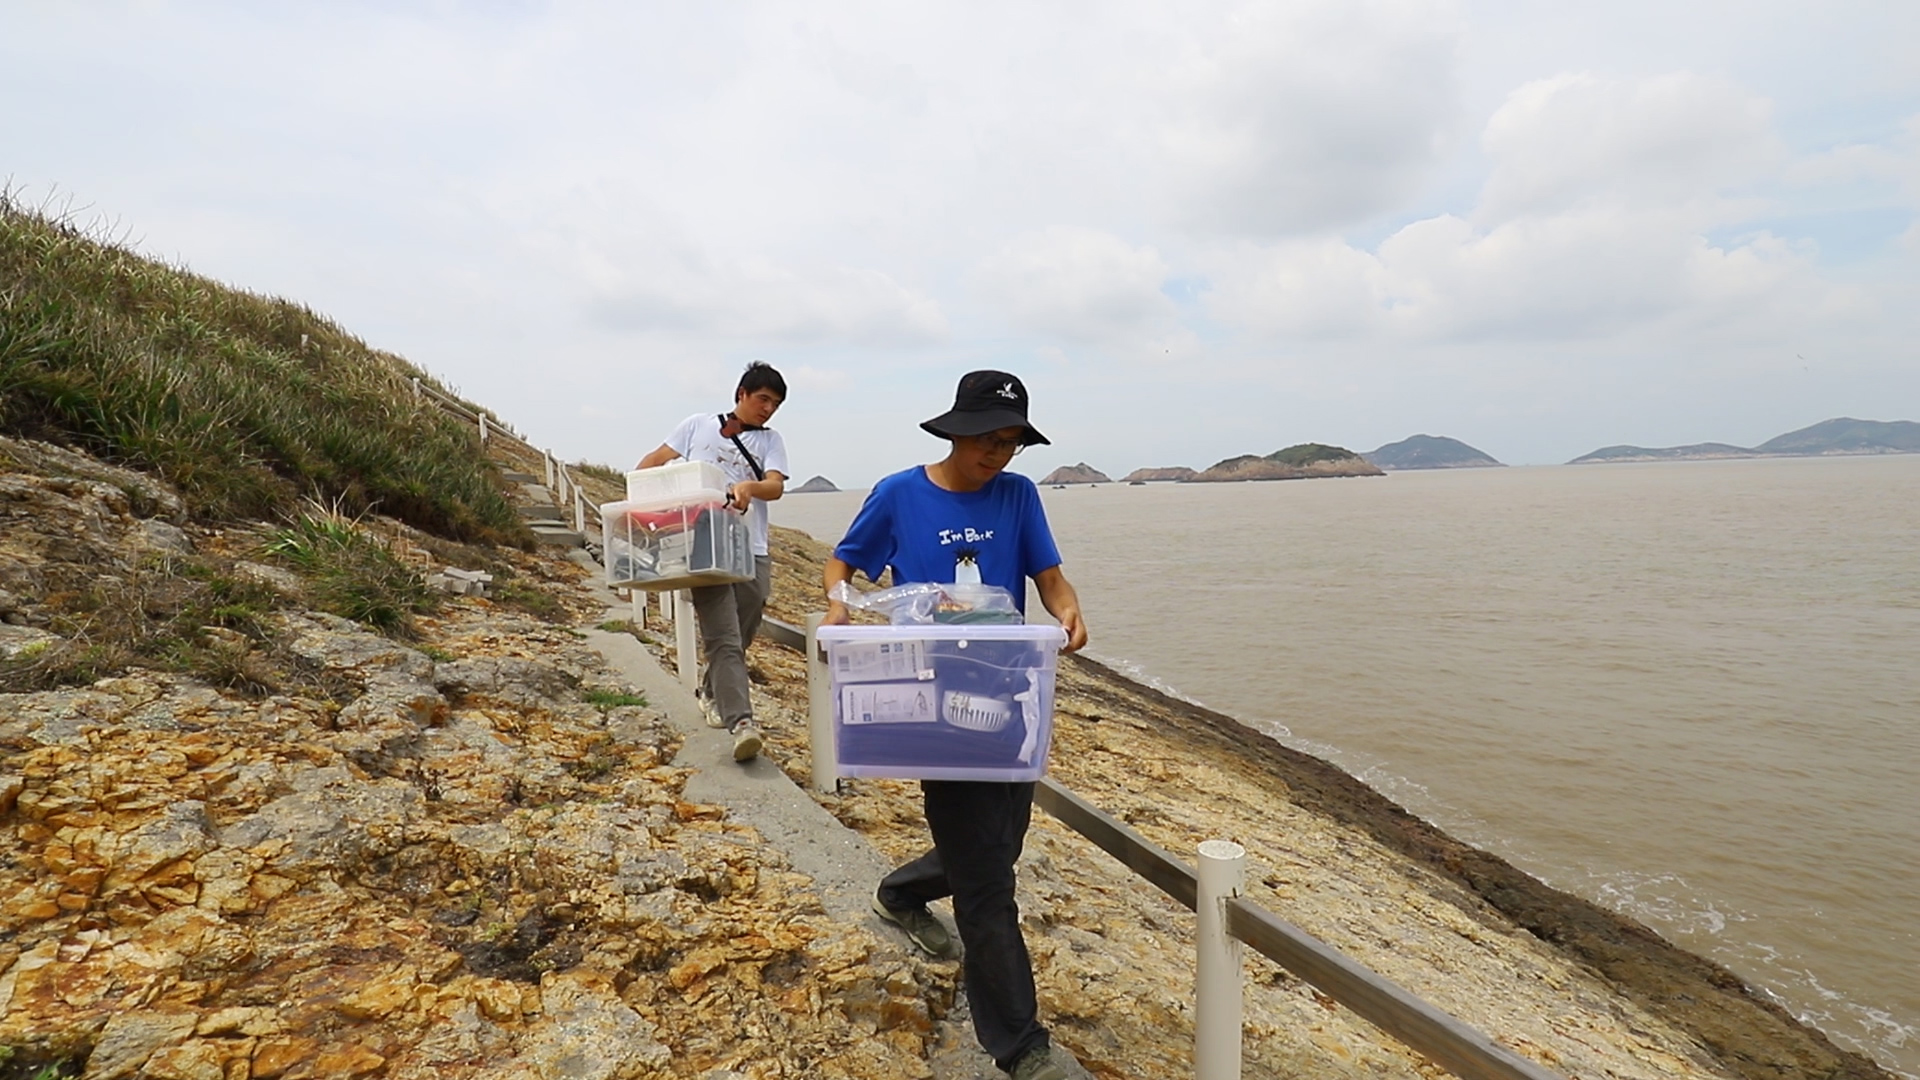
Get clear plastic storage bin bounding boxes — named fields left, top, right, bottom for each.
left=627, top=460, right=731, bottom=503
left=816, top=624, right=1067, bottom=782
left=601, top=492, right=753, bottom=591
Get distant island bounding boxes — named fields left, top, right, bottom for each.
left=1571, top=418, right=1920, bottom=464
left=1365, top=434, right=1503, bottom=470
left=1189, top=443, right=1384, bottom=482
left=1039, top=463, right=1111, bottom=486
left=1121, top=466, right=1198, bottom=483
left=789, top=475, right=840, bottom=493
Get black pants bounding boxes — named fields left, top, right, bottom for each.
left=877, top=780, right=1048, bottom=1072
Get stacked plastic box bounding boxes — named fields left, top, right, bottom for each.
left=601, top=461, right=753, bottom=590
left=816, top=624, right=1067, bottom=781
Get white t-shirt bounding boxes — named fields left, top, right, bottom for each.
left=665, top=413, right=790, bottom=557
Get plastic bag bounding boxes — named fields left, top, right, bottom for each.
left=830, top=580, right=1024, bottom=625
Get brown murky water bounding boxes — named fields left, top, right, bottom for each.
left=774, top=455, right=1920, bottom=1076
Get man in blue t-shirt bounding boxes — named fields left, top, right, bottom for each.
left=824, top=370, right=1086, bottom=1080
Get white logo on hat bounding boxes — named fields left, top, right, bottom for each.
left=997, top=382, right=1019, bottom=400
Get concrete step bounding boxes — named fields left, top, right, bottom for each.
left=518, top=505, right=563, bottom=522
left=501, top=470, right=539, bottom=483
left=528, top=525, right=585, bottom=547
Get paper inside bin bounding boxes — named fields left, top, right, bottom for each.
left=841, top=683, right=939, bottom=725
left=831, top=639, right=935, bottom=683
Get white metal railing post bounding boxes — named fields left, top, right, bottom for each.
left=412, top=376, right=421, bottom=401
left=545, top=450, right=554, bottom=490
left=804, top=613, right=837, bottom=794
left=574, top=490, right=586, bottom=533
left=1196, top=839, right=1247, bottom=1080
left=478, top=413, right=489, bottom=443
left=674, top=589, right=698, bottom=694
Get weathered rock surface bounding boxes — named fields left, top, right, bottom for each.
left=0, top=447, right=958, bottom=1080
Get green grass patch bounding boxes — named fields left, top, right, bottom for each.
left=491, top=578, right=566, bottom=623
left=0, top=191, right=523, bottom=542
left=597, top=619, right=636, bottom=634
left=263, top=501, right=436, bottom=635
left=582, top=688, right=647, bottom=709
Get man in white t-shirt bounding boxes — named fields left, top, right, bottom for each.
left=636, top=361, right=791, bottom=762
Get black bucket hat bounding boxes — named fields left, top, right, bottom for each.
left=920, top=370, right=1051, bottom=446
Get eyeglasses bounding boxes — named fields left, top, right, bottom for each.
left=973, top=434, right=1026, bottom=456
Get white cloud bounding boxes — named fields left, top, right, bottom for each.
left=587, top=253, right=949, bottom=346
left=1477, top=71, right=1782, bottom=223
left=4, top=3, right=1916, bottom=483
left=1785, top=113, right=1920, bottom=203
left=1204, top=239, right=1384, bottom=337
left=1207, top=70, right=1851, bottom=345
left=1156, top=0, right=1463, bottom=236
left=972, top=227, right=1176, bottom=343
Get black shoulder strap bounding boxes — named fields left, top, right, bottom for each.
left=718, top=414, right=766, bottom=481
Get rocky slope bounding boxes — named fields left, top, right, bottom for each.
left=0, top=438, right=953, bottom=1080
left=1, top=436, right=1893, bottom=1080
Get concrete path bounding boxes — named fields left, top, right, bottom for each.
left=572, top=555, right=1092, bottom=1080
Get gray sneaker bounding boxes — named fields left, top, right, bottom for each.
left=730, top=721, right=763, bottom=762
left=871, top=890, right=956, bottom=959
left=698, top=693, right=726, bottom=729
left=1010, top=1045, right=1067, bottom=1080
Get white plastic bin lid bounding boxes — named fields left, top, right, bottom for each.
left=627, top=460, right=730, bottom=501
left=600, top=489, right=732, bottom=516
left=817, top=624, right=1068, bottom=648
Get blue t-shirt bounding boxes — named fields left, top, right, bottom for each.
left=834, top=467, right=1062, bottom=613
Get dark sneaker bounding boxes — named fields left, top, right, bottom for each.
left=871, top=890, right=956, bottom=959
left=731, top=721, right=763, bottom=762
left=1010, top=1045, right=1067, bottom=1080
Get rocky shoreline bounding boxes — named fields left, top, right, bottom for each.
left=0, top=437, right=1894, bottom=1079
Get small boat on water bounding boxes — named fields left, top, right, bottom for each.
left=1128, top=480, right=1145, bottom=486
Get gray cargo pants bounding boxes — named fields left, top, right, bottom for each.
left=690, top=555, right=772, bottom=729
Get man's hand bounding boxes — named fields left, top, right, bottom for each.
left=1055, top=606, right=1088, bottom=653
left=1033, top=566, right=1088, bottom=653
left=729, top=482, right=752, bottom=513
left=823, top=556, right=856, bottom=625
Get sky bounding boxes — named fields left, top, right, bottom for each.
left=4, top=0, right=1917, bottom=485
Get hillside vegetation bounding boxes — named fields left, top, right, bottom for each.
left=0, top=194, right=521, bottom=543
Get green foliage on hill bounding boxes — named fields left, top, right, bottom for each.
left=1264, top=442, right=1359, bottom=466
left=0, top=193, right=521, bottom=542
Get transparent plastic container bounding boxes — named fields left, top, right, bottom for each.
left=817, top=624, right=1067, bottom=781
left=601, top=491, right=753, bottom=591
left=626, top=460, right=731, bottom=504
